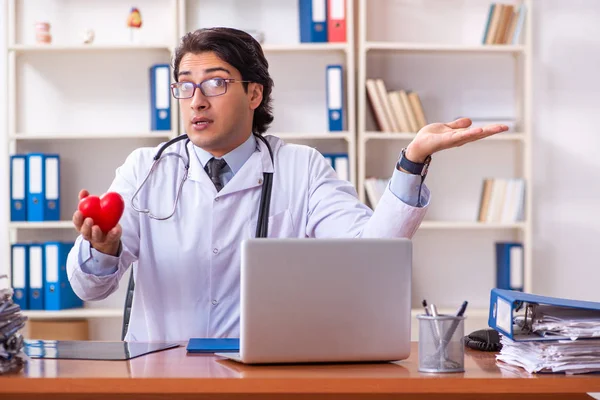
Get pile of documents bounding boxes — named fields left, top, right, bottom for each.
left=496, top=303, right=600, bottom=374
left=0, top=277, right=27, bottom=375
left=497, top=337, right=600, bottom=374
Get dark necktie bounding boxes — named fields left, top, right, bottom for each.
left=204, top=158, right=228, bottom=192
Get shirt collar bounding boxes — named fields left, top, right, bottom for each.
left=192, top=134, right=257, bottom=175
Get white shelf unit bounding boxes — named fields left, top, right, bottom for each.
left=357, top=0, right=533, bottom=320
left=177, top=0, right=357, bottom=186
left=4, top=0, right=181, bottom=326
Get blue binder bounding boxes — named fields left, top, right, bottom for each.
left=299, top=0, right=327, bottom=42
left=495, top=242, right=523, bottom=291
left=322, top=153, right=349, bottom=182
left=10, top=155, right=27, bottom=221
left=28, top=244, right=45, bottom=310
left=488, top=288, right=600, bottom=341
left=44, top=242, right=83, bottom=310
left=11, top=244, right=29, bottom=310
left=326, top=65, right=344, bottom=131
left=26, top=153, right=45, bottom=222
left=43, top=154, right=60, bottom=221
left=150, top=64, right=172, bottom=131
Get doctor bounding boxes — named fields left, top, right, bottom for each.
left=67, top=27, right=507, bottom=342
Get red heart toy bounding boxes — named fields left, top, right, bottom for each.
left=78, top=192, right=125, bottom=234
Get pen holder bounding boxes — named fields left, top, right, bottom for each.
left=417, top=314, right=466, bottom=373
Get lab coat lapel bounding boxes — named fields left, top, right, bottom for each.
left=218, top=136, right=275, bottom=197
left=184, top=136, right=275, bottom=196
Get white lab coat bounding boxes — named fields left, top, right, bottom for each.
left=67, top=135, right=428, bottom=341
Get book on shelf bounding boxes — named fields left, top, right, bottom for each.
left=482, top=3, right=527, bottom=45
left=477, top=178, right=525, bottom=223
left=365, top=79, right=427, bottom=133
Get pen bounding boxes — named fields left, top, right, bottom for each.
left=422, top=299, right=431, bottom=316
left=456, top=301, right=468, bottom=317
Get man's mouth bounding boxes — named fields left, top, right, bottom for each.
left=191, top=117, right=213, bottom=130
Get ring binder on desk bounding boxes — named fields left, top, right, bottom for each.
left=489, top=288, right=600, bottom=341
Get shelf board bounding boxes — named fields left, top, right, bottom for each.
left=262, top=43, right=348, bottom=52
left=272, top=132, right=352, bottom=141
left=365, top=42, right=525, bottom=53
left=23, top=308, right=123, bottom=320
left=9, top=221, right=74, bottom=229
left=9, top=44, right=172, bottom=53
left=419, top=221, right=526, bottom=230
left=10, top=132, right=173, bottom=140
left=364, top=132, right=525, bottom=141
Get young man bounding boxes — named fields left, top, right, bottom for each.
left=67, top=28, right=507, bottom=341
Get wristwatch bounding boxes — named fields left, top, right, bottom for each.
left=397, top=147, right=432, bottom=178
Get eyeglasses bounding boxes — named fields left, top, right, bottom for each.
left=170, top=78, right=251, bottom=99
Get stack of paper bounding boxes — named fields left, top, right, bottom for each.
left=532, top=305, right=600, bottom=340
left=0, top=278, right=27, bottom=375
left=497, top=336, right=600, bottom=375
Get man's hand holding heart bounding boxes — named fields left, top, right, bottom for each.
left=72, top=190, right=124, bottom=257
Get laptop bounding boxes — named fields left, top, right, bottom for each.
left=216, top=238, right=412, bottom=364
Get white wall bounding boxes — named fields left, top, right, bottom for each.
left=2, top=0, right=600, bottom=339
left=532, top=0, right=600, bottom=300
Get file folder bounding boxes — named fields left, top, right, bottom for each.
left=495, top=242, right=523, bottom=291
left=26, top=153, right=45, bottom=221
left=488, top=288, right=600, bottom=341
left=11, top=244, right=29, bottom=310
left=44, top=242, right=83, bottom=310
left=28, top=244, right=45, bottom=310
left=327, top=0, right=346, bottom=42
left=150, top=64, right=171, bottom=131
left=322, top=153, right=349, bottom=181
left=326, top=65, right=344, bottom=131
left=44, top=154, right=60, bottom=221
left=299, top=0, right=327, bottom=43
left=10, top=155, right=27, bottom=221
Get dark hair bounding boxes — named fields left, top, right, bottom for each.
left=173, top=27, right=274, bottom=135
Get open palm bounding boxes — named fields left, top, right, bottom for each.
left=406, top=117, right=509, bottom=163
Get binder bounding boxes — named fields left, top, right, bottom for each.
left=333, top=154, right=349, bottom=182
left=10, top=155, right=27, bottom=221
left=44, top=242, right=83, bottom=310
left=150, top=64, right=171, bottom=131
left=326, top=65, right=344, bottom=131
left=323, top=153, right=349, bottom=181
left=44, top=154, right=60, bottom=221
left=488, top=288, right=600, bottom=342
left=26, top=153, right=45, bottom=221
left=28, top=244, right=45, bottom=310
left=299, top=0, right=327, bottom=43
left=495, top=242, right=523, bottom=291
left=11, top=244, right=29, bottom=310
left=327, top=0, right=346, bottom=42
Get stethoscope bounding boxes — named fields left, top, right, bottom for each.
left=131, top=133, right=274, bottom=238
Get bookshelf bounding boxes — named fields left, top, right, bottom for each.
left=4, top=0, right=356, bottom=338
left=357, top=0, right=533, bottom=332
left=4, top=0, right=181, bottom=330
left=177, top=0, right=356, bottom=186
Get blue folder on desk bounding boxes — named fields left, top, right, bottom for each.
left=488, top=288, right=600, bottom=342
left=186, top=338, right=239, bottom=353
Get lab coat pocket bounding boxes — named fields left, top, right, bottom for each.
left=249, top=209, right=295, bottom=238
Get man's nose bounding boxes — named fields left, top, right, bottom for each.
left=190, top=87, right=209, bottom=110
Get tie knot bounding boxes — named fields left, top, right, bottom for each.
left=205, top=158, right=228, bottom=177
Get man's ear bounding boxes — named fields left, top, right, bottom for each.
left=248, top=83, right=263, bottom=110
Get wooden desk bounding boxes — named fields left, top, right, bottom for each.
left=1, top=342, right=600, bottom=399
